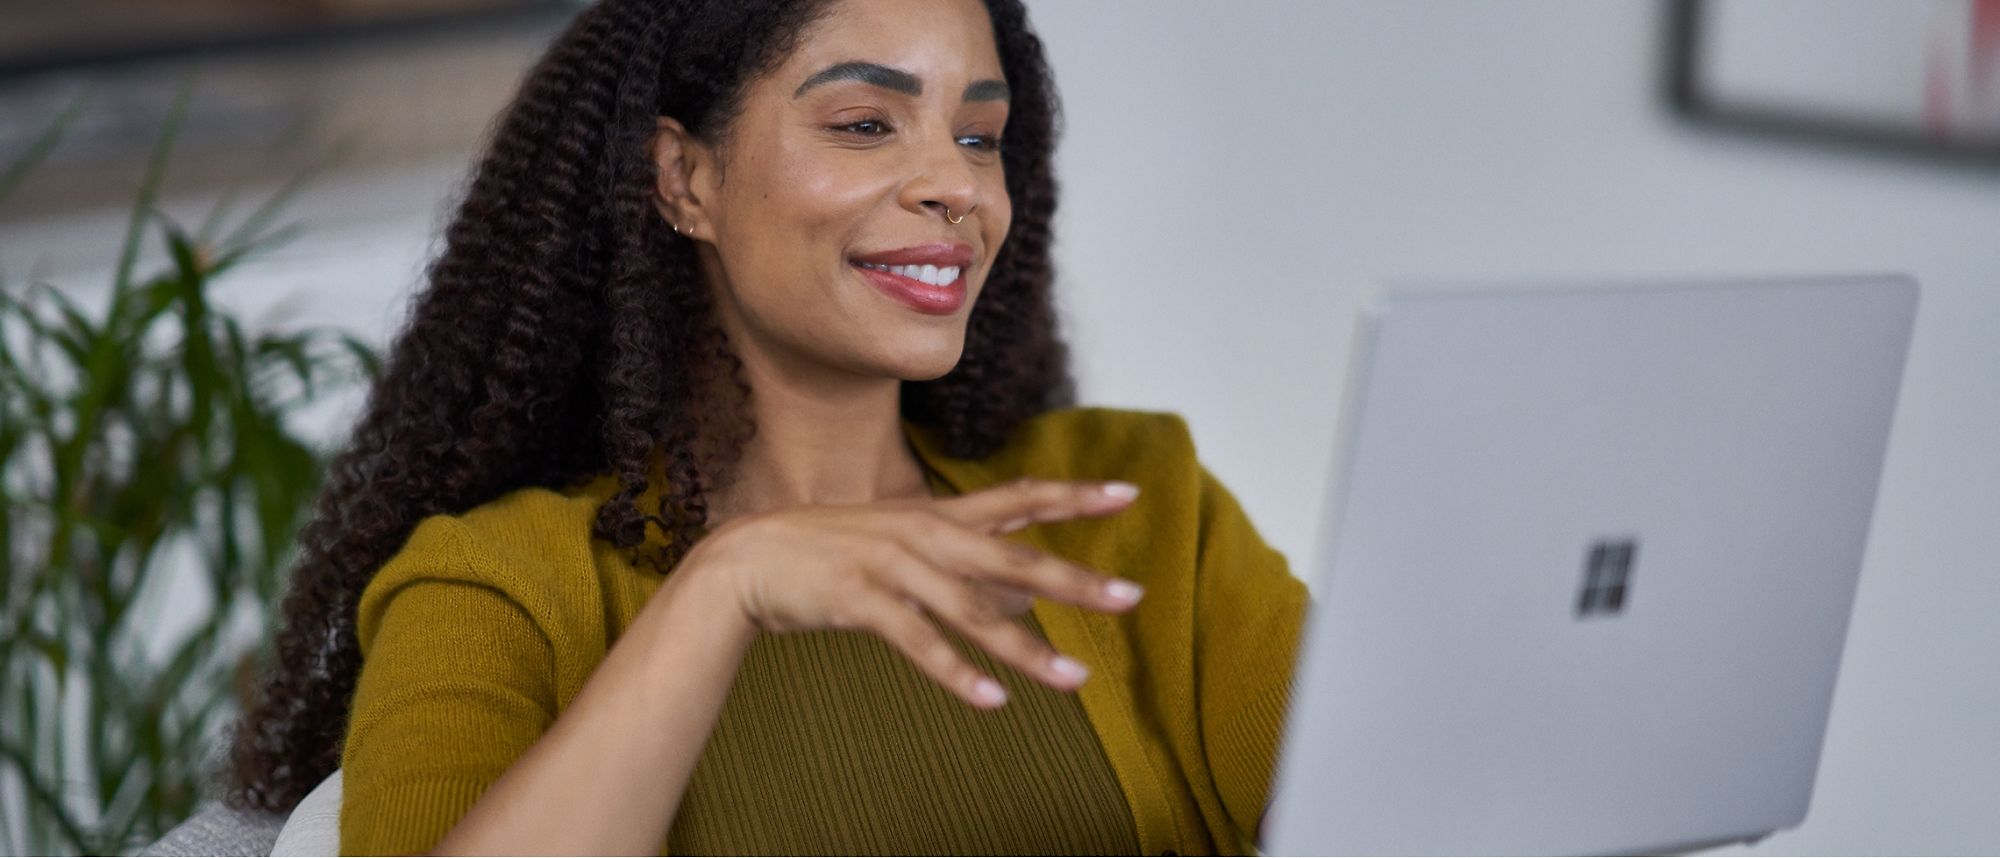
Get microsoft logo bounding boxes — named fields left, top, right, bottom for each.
left=1576, top=538, right=1637, bottom=618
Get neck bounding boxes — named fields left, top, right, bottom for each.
left=706, top=334, right=931, bottom=523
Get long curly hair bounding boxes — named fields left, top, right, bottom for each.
left=228, top=0, right=1070, bottom=812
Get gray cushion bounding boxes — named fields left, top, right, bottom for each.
left=137, top=804, right=285, bottom=857
left=269, top=770, right=342, bottom=856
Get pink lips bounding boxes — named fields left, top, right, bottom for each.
left=850, top=242, right=975, bottom=316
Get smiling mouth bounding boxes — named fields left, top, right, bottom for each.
left=851, top=261, right=967, bottom=315
left=855, top=261, right=962, bottom=286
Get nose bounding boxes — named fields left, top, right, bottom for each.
left=900, top=127, right=981, bottom=225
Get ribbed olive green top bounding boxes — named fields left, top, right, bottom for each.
left=668, top=613, right=1138, bottom=855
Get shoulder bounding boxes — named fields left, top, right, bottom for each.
left=372, top=479, right=613, bottom=592
left=1003, top=406, right=1196, bottom=478
left=916, top=407, right=1199, bottom=489
left=355, top=477, right=621, bottom=652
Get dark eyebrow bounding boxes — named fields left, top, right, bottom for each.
left=962, top=79, right=1009, bottom=103
left=794, top=62, right=921, bottom=98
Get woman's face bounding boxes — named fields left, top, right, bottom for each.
left=660, top=0, right=1012, bottom=384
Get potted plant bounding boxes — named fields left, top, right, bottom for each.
left=0, top=92, right=376, bottom=856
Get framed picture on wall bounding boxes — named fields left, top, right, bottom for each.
left=1668, top=0, right=2000, bottom=161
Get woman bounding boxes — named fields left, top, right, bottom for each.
left=229, top=0, right=1305, bottom=853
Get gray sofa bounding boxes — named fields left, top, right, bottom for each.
left=140, top=770, right=341, bottom=857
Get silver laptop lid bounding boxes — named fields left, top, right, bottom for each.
left=1266, top=275, right=1918, bottom=856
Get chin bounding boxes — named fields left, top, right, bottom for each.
left=871, top=333, right=967, bottom=382
left=891, top=349, right=966, bottom=382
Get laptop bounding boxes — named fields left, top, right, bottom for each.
left=1263, top=274, right=1918, bottom=856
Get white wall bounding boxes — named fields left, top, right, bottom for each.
left=6, top=1, right=1994, bottom=853
left=1035, top=1, right=2000, bottom=854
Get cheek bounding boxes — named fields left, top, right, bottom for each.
left=988, top=197, right=1012, bottom=248
left=712, top=142, right=896, bottom=332
left=757, top=144, right=893, bottom=241
left=713, top=146, right=886, bottom=319
left=977, top=193, right=1013, bottom=281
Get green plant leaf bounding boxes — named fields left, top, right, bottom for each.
left=0, top=92, right=90, bottom=204
left=2, top=72, right=373, bottom=855
left=0, top=740, right=91, bottom=853
left=113, top=79, right=194, bottom=295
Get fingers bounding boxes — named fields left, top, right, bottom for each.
left=935, top=477, right=1140, bottom=535
left=864, top=521, right=1144, bottom=696
left=850, top=588, right=1010, bottom=709
left=967, top=579, right=1035, bottom=619
left=888, top=551, right=1096, bottom=693
left=895, top=513, right=1143, bottom=616
left=711, top=489, right=1148, bottom=711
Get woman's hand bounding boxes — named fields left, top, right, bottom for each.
left=433, top=477, right=1142, bottom=856
left=677, top=477, right=1144, bottom=707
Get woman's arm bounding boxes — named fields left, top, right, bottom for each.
left=427, top=478, right=1145, bottom=856
left=430, top=557, right=753, bottom=856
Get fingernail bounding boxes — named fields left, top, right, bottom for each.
left=1105, top=578, right=1144, bottom=605
left=999, top=517, right=1031, bottom=534
left=973, top=678, right=1008, bottom=707
left=1101, top=481, right=1140, bottom=501
left=1050, top=655, right=1091, bottom=683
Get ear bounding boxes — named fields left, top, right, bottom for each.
left=650, top=117, right=720, bottom=242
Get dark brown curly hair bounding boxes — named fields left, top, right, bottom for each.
left=228, top=0, right=1070, bottom=812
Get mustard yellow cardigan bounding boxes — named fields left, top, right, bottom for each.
left=339, top=408, right=1307, bottom=855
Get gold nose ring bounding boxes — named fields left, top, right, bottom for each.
left=946, top=205, right=972, bottom=225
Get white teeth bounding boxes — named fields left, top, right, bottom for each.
left=861, top=262, right=960, bottom=286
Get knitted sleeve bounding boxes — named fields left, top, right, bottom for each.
left=337, top=518, right=559, bottom=856
left=1192, top=467, right=1308, bottom=851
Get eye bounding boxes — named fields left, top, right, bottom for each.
left=836, top=119, right=891, bottom=136
left=957, top=134, right=1003, bottom=153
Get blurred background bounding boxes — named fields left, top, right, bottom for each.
left=1, top=0, right=1995, bottom=854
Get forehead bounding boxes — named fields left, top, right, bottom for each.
left=777, top=0, right=1004, bottom=85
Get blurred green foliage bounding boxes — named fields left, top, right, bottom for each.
left=0, top=90, right=377, bottom=855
